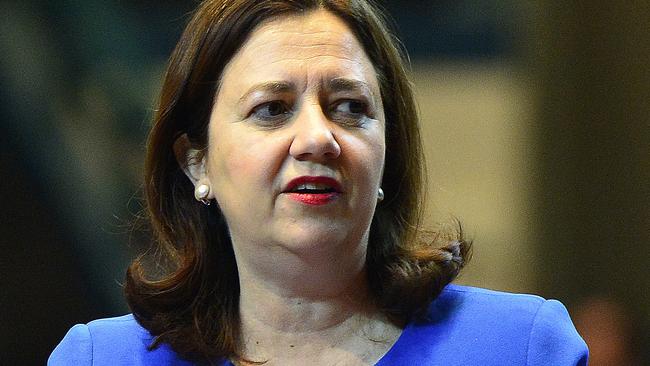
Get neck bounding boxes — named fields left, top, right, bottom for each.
left=235, top=239, right=372, bottom=333
left=231, top=237, right=403, bottom=365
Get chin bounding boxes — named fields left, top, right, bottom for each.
left=274, top=220, right=369, bottom=255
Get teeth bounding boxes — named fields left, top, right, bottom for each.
left=295, top=183, right=331, bottom=191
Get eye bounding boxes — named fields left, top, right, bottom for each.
left=334, top=100, right=368, bottom=116
left=330, top=99, right=371, bottom=127
left=250, top=101, right=291, bottom=123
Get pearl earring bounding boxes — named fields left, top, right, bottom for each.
left=195, top=184, right=211, bottom=205
left=377, top=188, right=384, bottom=202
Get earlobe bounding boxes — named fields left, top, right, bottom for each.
left=173, top=133, right=208, bottom=185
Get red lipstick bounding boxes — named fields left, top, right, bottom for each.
left=283, top=176, right=343, bottom=206
left=288, top=192, right=339, bottom=205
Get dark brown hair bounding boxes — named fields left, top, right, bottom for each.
left=125, top=0, right=471, bottom=363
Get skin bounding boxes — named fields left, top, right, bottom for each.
left=178, top=10, right=401, bottom=365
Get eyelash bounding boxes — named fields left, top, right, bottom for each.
left=249, top=101, right=291, bottom=126
left=330, top=99, right=371, bottom=125
left=249, top=99, right=371, bottom=127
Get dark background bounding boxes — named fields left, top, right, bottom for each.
left=1, top=1, right=648, bottom=364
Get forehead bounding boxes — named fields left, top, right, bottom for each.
left=219, top=10, right=378, bottom=91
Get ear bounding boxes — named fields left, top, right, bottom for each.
left=173, top=133, right=208, bottom=186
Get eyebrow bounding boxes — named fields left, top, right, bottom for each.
left=238, top=81, right=296, bottom=104
left=326, top=78, right=376, bottom=99
left=237, top=78, right=377, bottom=104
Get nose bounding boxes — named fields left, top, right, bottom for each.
left=289, top=103, right=341, bottom=161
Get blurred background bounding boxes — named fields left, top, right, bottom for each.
left=1, top=1, right=648, bottom=364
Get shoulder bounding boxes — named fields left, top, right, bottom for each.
left=436, top=284, right=589, bottom=365
left=378, top=285, right=588, bottom=366
left=48, top=314, right=194, bottom=366
left=435, top=284, right=554, bottom=320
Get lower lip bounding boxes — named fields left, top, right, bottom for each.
left=286, top=192, right=339, bottom=205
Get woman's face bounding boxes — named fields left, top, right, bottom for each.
left=204, top=10, right=385, bottom=258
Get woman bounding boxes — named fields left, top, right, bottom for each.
left=50, top=1, right=588, bottom=365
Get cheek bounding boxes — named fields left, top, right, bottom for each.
left=347, top=128, right=385, bottom=163
left=210, top=131, right=281, bottom=192
left=339, top=132, right=386, bottom=184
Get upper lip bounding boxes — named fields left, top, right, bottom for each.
left=283, top=176, right=343, bottom=193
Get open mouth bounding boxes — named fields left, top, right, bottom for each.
left=291, top=183, right=338, bottom=194
left=283, top=176, right=342, bottom=205
left=283, top=176, right=343, bottom=194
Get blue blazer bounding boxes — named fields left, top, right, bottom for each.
left=49, top=285, right=588, bottom=365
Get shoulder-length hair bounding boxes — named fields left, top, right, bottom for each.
left=125, top=0, right=471, bottom=363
